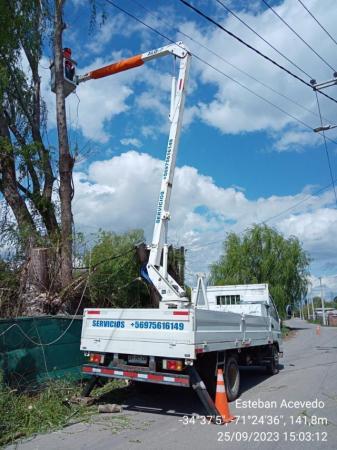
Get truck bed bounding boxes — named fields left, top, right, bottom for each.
left=80, top=307, right=281, bottom=359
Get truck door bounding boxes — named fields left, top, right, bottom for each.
left=268, top=296, right=281, bottom=333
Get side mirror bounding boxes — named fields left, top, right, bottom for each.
left=286, top=304, right=292, bottom=319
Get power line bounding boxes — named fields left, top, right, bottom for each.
left=187, top=178, right=336, bottom=251
left=130, top=0, right=332, bottom=126
left=297, top=0, right=337, bottom=49
left=215, top=0, right=312, bottom=79
left=314, top=90, right=337, bottom=207
left=261, top=0, right=336, bottom=73
left=104, top=0, right=337, bottom=147
left=103, top=0, right=337, bottom=224
left=107, top=0, right=337, bottom=202
left=263, top=180, right=336, bottom=224
left=179, top=0, right=337, bottom=106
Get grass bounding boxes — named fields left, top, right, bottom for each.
left=0, top=377, right=129, bottom=447
left=306, top=318, right=323, bottom=325
left=281, top=324, right=291, bottom=337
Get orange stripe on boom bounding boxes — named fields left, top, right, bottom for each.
left=88, top=55, right=144, bottom=79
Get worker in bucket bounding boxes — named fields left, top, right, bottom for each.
left=63, top=48, right=75, bottom=81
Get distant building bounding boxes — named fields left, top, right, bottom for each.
left=314, top=308, right=337, bottom=326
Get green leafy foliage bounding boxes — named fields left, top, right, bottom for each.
left=84, top=230, right=150, bottom=308
left=311, top=296, right=336, bottom=309
left=0, top=259, right=19, bottom=291
left=0, top=259, right=20, bottom=317
left=209, top=224, right=310, bottom=318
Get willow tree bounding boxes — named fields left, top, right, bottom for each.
left=0, top=0, right=58, bottom=241
left=0, top=0, right=74, bottom=306
left=209, top=224, right=310, bottom=317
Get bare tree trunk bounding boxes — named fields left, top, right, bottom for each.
left=20, top=246, right=56, bottom=316
left=27, top=247, right=50, bottom=291
left=54, top=0, right=74, bottom=288
left=0, top=110, right=36, bottom=237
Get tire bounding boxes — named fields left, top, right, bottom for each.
left=224, top=356, right=240, bottom=402
left=266, top=345, right=279, bottom=375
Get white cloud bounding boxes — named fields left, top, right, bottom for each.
left=73, top=151, right=162, bottom=233
left=84, top=15, right=138, bottom=55
left=272, top=129, right=322, bottom=152
left=42, top=1, right=337, bottom=149
left=73, top=151, right=337, bottom=281
left=308, top=274, right=337, bottom=301
left=177, top=0, right=337, bottom=146
left=279, top=208, right=337, bottom=263
left=120, top=138, right=142, bottom=148
left=41, top=52, right=182, bottom=143
left=41, top=53, right=140, bottom=143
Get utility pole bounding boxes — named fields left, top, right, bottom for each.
left=306, top=299, right=310, bottom=320
left=319, top=277, right=327, bottom=326
left=311, top=296, right=315, bottom=321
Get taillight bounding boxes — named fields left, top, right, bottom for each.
left=162, top=359, right=183, bottom=371
left=89, top=353, right=105, bottom=364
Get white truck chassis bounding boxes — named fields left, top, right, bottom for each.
left=80, top=284, right=283, bottom=419
left=81, top=306, right=279, bottom=360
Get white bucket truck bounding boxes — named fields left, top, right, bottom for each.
left=74, top=43, right=282, bottom=418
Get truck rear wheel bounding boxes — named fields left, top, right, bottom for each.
left=266, top=345, right=279, bottom=375
left=224, top=356, right=240, bottom=402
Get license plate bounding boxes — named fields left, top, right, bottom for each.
left=128, top=355, right=148, bottom=365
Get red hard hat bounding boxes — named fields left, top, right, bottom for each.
left=63, top=48, right=72, bottom=58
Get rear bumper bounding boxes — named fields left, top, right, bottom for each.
left=82, top=364, right=190, bottom=387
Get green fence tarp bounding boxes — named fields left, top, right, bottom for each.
left=0, top=316, right=86, bottom=388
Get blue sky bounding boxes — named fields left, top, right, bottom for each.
left=39, top=0, right=337, bottom=298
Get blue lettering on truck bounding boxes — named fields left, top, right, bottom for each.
left=133, top=321, right=184, bottom=330
left=91, top=320, right=184, bottom=330
left=92, top=320, right=125, bottom=328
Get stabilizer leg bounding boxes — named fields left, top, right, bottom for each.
left=81, top=375, right=99, bottom=397
left=187, top=366, right=220, bottom=419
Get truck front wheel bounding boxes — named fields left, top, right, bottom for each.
left=266, top=345, right=279, bottom=375
left=224, top=356, right=240, bottom=402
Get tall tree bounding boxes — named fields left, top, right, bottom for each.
left=209, top=224, right=310, bottom=317
left=0, top=0, right=58, bottom=244
left=0, top=0, right=76, bottom=305
left=53, top=0, right=74, bottom=287
left=0, top=0, right=107, bottom=312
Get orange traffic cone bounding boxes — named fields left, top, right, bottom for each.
left=214, top=368, right=235, bottom=424
left=316, top=325, right=321, bottom=336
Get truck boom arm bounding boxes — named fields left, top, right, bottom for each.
left=77, top=42, right=191, bottom=308
left=77, top=43, right=188, bottom=83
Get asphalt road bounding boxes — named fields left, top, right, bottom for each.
left=12, top=319, right=337, bottom=450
